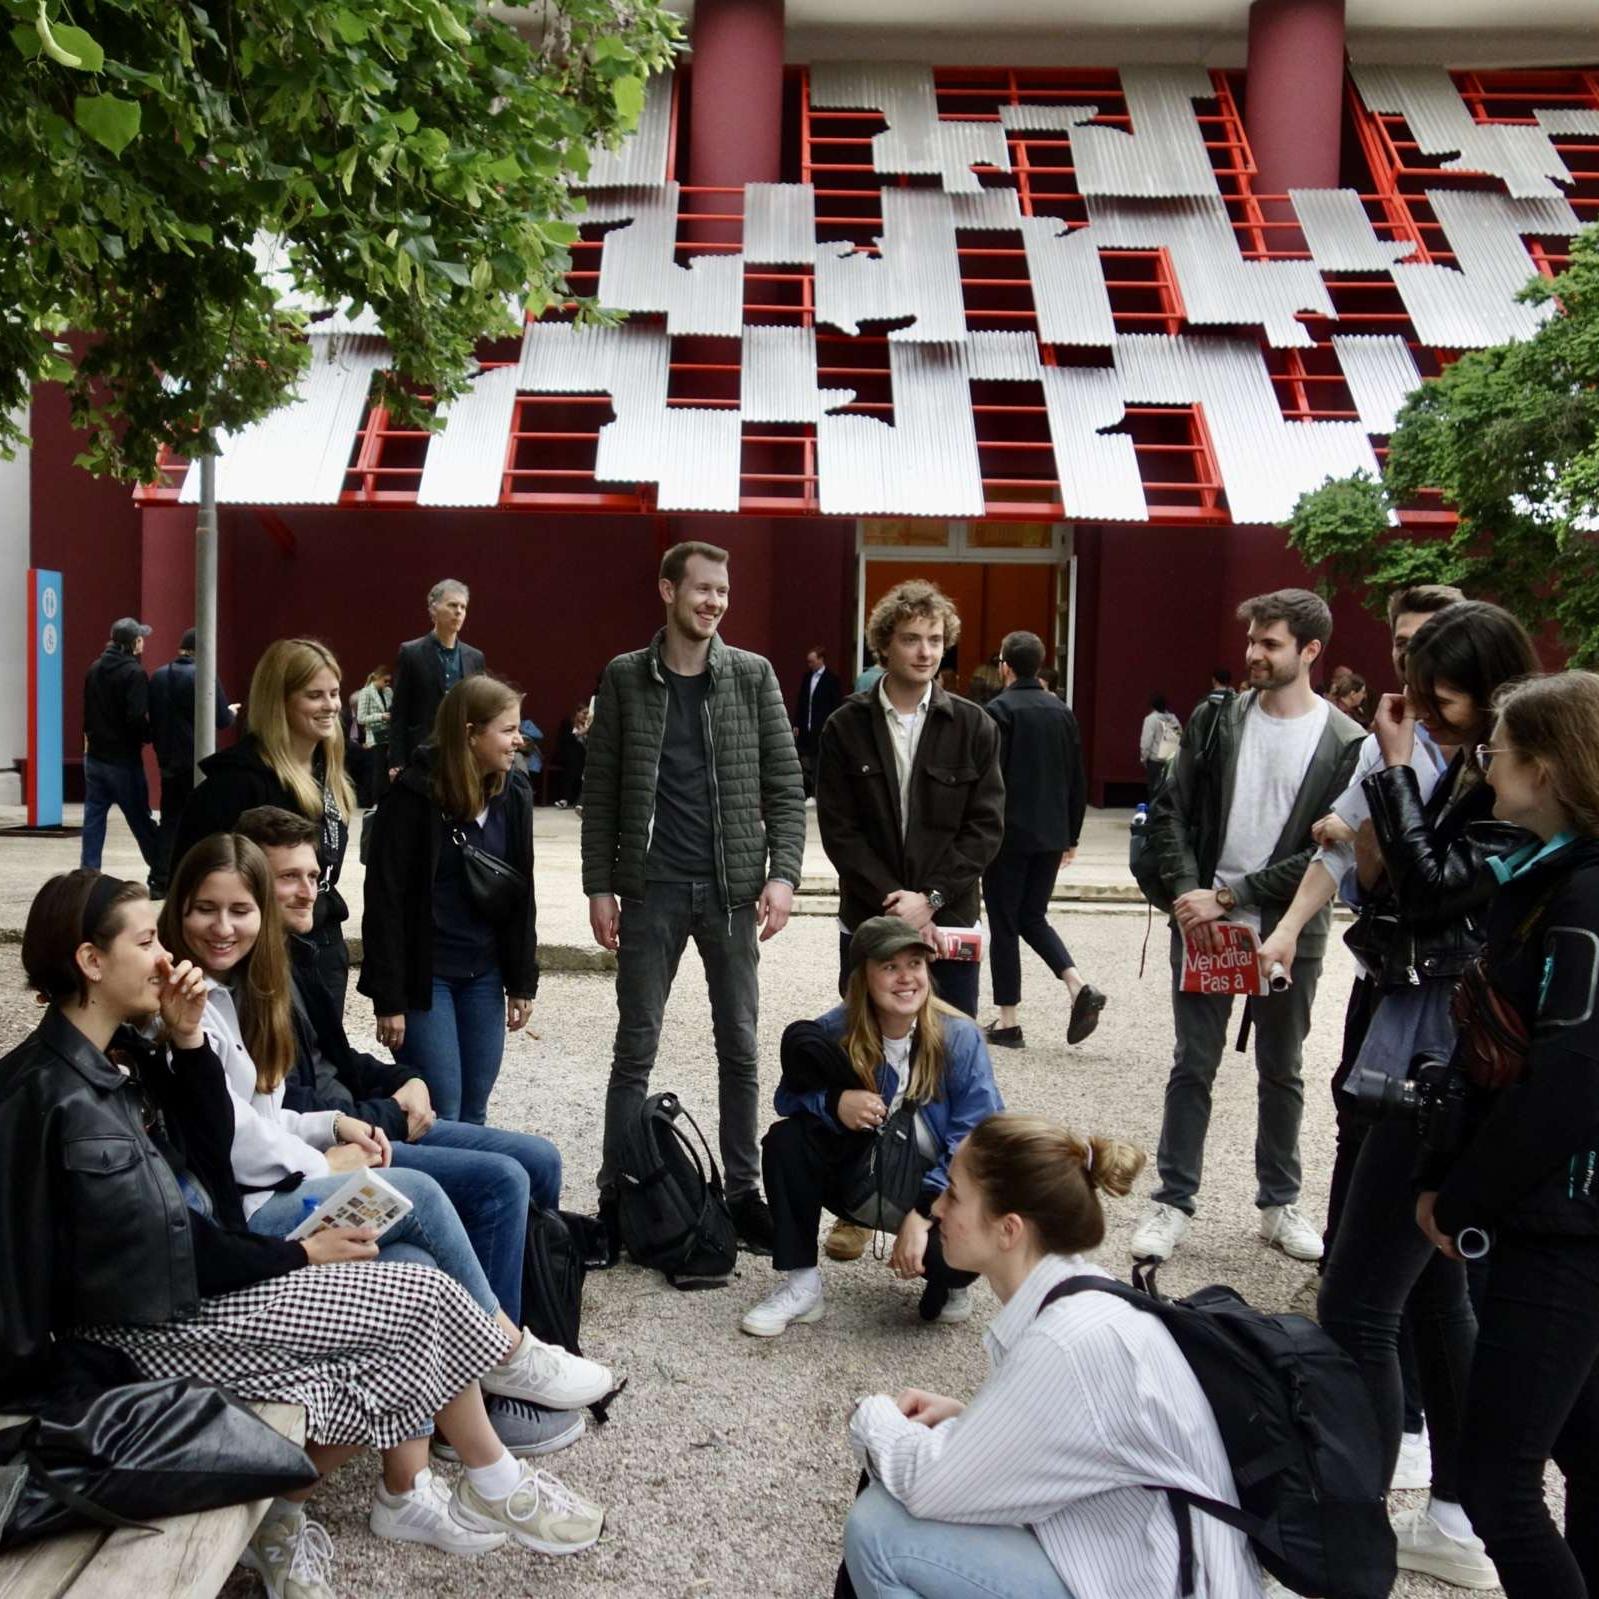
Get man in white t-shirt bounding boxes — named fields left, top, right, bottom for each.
left=1135, top=590, right=1366, bottom=1266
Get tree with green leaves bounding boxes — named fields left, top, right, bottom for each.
left=1286, top=223, right=1599, bottom=664
left=2, top=0, right=680, bottom=478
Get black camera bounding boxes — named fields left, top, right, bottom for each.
left=1347, top=1054, right=1470, bottom=1156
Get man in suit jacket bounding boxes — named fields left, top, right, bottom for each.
left=388, top=578, right=486, bottom=773
left=1135, top=589, right=1365, bottom=1269
left=791, top=646, right=843, bottom=796
left=981, top=630, right=1104, bottom=1052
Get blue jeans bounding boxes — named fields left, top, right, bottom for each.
left=81, top=756, right=160, bottom=873
left=396, top=968, right=507, bottom=1125
left=248, top=1167, right=498, bottom=1315
left=845, top=1483, right=1073, bottom=1598
left=390, top=1122, right=563, bottom=1324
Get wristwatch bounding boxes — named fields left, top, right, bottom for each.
left=1215, top=883, right=1237, bottom=912
left=925, top=889, right=946, bottom=913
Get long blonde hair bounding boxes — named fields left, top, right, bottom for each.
left=247, top=639, right=357, bottom=823
left=1494, top=671, right=1599, bottom=838
left=840, top=953, right=960, bottom=1102
left=431, top=674, right=523, bottom=823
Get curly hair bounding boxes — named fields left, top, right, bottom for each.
left=866, top=579, right=961, bottom=659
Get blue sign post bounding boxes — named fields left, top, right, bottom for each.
left=28, top=569, right=63, bottom=828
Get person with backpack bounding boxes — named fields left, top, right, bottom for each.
left=842, top=1113, right=1266, bottom=1598
left=740, top=916, right=1004, bottom=1337
left=1141, top=693, right=1183, bottom=795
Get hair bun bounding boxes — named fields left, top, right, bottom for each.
left=1085, top=1136, right=1146, bottom=1200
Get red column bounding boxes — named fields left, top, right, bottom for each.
left=1245, top=0, right=1347, bottom=204
left=687, top=0, right=784, bottom=190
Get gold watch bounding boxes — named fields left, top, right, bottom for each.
left=1215, top=884, right=1237, bottom=912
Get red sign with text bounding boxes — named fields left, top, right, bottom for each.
left=1180, top=923, right=1270, bottom=997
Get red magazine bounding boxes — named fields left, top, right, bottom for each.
left=1180, top=922, right=1271, bottom=996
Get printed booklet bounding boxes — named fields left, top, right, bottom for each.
left=287, top=1168, right=414, bottom=1242
left=1180, top=922, right=1277, bottom=996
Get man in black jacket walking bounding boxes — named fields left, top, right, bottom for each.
left=791, top=645, right=843, bottom=797
left=80, top=617, right=161, bottom=877
left=388, top=578, right=486, bottom=772
left=981, top=630, right=1104, bottom=1050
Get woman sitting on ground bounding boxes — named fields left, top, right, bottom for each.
left=741, top=915, right=1004, bottom=1337
left=157, top=834, right=612, bottom=1452
left=0, top=871, right=606, bottom=1599
left=844, top=1113, right=1264, bottom=1599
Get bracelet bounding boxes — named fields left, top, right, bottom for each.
left=332, top=1111, right=344, bottom=1143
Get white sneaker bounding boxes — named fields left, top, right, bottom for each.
left=1259, top=1204, right=1324, bottom=1262
left=1130, top=1201, right=1190, bottom=1262
left=740, top=1274, right=825, bottom=1337
left=451, top=1463, right=605, bottom=1555
left=369, top=1466, right=507, bottom=1555
left=1392, top=1428, right=1432, bottom=1492
left=481, top=1327, right=614, bottom=1410
left=239, top=1509, right=336, bottom=1599
left=936, top=1288, right=973, bottom=1325
left=1392, top=1502, right=1500, bottom=1590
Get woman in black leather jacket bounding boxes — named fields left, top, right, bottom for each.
left=1416, top=671, right=1599, bottom=1598
left=1317, top=602, right=1537, bottom=1588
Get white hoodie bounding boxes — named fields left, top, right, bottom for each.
left=199, top=980, right=338, bottom=1219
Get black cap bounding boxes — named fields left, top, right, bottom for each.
left=848, top=915, right=930, bottom=968
left=110, top=617, right=152, bottom=648
left=180, top=627, right=197, bottom=652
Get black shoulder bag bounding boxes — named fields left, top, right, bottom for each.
left=447, top=816, right=529, bottom=927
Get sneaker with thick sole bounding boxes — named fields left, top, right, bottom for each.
left=935, top=1287, right=973, bottom=1325
left=433, top=1396, right=586, bottom=1461
left=1130, top=1201, right=1190, bottom=1262
left=370, top=1466, right=507, bottom=1555
left=482, top=1328, right=614, bottom=1410
left=824, top=1218, right=871, bottom=1261
left=1259, top=1203, right=1324, bottom=1262
left=239, top=1510, right=337, bottom=1599
left=730, top=1191, right=776, bottom=1256
left=451, top=1464, right=605, bottom=1555
left=740, top=1274, right=824, bottom=1337
left=1392, top=1429, right=1432, bottom=1492
left=1392, top=1503, right=1499, bottom=1590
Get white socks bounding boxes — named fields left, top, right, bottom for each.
left=465, top=1449, right=522, bottom=1500
left=1429, top=1498, right=1475, bottom=1542
left=788, top=1267, right=822, bottom=1294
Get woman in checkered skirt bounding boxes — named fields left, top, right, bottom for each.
left=0, top=872, right=608, bottom=1599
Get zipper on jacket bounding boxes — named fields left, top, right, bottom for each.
left=701, top=678, right=735, bottom=925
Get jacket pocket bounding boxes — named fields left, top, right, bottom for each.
left=922, top=764, right=978, bottom=830
left=63, top=1134, right=141, bottom=1175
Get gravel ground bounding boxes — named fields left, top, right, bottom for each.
left=0, top=873, right=1531, bottom=1599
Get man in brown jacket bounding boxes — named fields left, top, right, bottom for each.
left=815, top=579, right=1005, bottom=1020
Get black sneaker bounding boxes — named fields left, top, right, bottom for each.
left=729, top=1191, right=775, bottom=1256
left=985, top=1022, right=1025, bottom=1049
left=1067, top=984, right=1107, bottom=1045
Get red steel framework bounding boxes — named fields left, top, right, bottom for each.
left=138, top=67, right=1599, bottom=524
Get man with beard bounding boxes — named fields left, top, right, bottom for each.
left=582, top=541, right=806, bottom=1257
left=1131, top=590, right=1365, bottom=1267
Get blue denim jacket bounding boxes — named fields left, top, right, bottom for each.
left=773, top=1005, right=1005, bottom=1194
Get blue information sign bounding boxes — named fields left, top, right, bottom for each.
left=28, top=569, right=63, bottom=828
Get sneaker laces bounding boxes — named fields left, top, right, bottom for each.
left=286, top=1517, right=335, bottom=1587
left=504, top=1468, right=588, bottom=1525
left=505, top=1332, right=566, bottom=1381
left=764, top=1276, right=817, bottom=1314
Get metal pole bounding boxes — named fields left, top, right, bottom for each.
left=193, top=454, right=218, bottom=782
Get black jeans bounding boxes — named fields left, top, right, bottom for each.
left=1459, top=1233, right=1599, bottom=1598
left=1318, top=1115, right=1476, bottom=1500
left=837, top=933, right=979, bottom=1020
left=982, top=848, right=1073, bottom=1009
left=153, top=766, right=194, bottom=894
left=761, top=1115, right=974, bottom=1291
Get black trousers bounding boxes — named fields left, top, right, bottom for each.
left=1459, top=1233, right=1599, bottom=1598
left=761, top=1115, right=975, bottom=1293
left=837, top=932, right=979, bottom=1020
left=153, top=766, right=194, bottom=893
left=982, top=847, right=1073, bottom=1009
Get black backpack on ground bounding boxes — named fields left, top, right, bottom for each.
left=519, top=1207, right=628, bottom=1423
left=1042, top=1268, right=1395, bottom=1599
left=615, top=1092, right=739, bottom=1288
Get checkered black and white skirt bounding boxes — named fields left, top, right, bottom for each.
left=80, top=1262, right=509, bottom=1449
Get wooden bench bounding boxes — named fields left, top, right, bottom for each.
left=0, top=1402, right=305, bottom=1599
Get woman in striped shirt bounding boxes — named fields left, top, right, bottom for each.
left=845, top=1113, right=1264, bottom=1599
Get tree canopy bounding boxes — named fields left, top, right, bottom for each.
left=2, top=0, right=680, bottom=478
left=1286, top=223, right=1599, bottom=663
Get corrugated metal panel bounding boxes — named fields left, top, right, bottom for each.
left=744, top=183, right=816, bottom=265
left=181, top=335, right=386, bottom=506
left=1000, top=103, right=1097, bottom=135
left=1330, top=335, right=1423, bottom=435
left=516, top=320, right=669, bottom=403
left=1292, top=188, right=1418, bottom=274
left=1021, top=218, right=1116, bottom=346
left=584, top=185, right=744, bottom=336
left=584, top=69, right=673, bottom=189
left=808, top=61, right=1009, bottom=192
left=1088, top=193, right=1332, bottom=347
left=967, top=330, right=1044, bottom=382
left=815, top=187, right=966, bottom=342
left=1039, top=365, right=1147, bottom=521
left=817, top=342, right=984, bottom=516
left=1537, top=108, right=1599, bottom=140
left=741, top=326, right=854, bottom=423
left=1352, top=65, right=1576, bottom=200
left=1069, top=66, right=1219, bottom=198
left=1113, top=334, right=1380, bottom=525
left=416, top=364, right=519, bottom=507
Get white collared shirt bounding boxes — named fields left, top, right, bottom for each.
left=877, top=676, right=933, bottom=838
left=849, top=1253, right=1263, bottom=1599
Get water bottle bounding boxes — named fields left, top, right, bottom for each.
left=1128, top=802, right=1148, bottom=873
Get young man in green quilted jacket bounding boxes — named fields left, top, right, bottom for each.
left=582, top=541, right=806, bottom=1254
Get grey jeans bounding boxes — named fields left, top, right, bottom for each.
left=598, top=880, right=762, bottom=1200
left=1153, top=927, right=1321, bottom=1214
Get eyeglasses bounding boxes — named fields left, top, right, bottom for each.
left=1474, top=745, right=1511, bottom=772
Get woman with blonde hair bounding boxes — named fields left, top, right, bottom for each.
left=741, top=915, right=1004, bottom=1337
left=843, top=1113, right=1265, bottom=1598
left=173, top=637, right=360, bottom=1008
left=361, top=674, right=538, bottom=1124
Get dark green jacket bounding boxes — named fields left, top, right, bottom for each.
left=1147, top=688, right=1365, bottom=958
left=580, top=630, right=806, bottom=908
